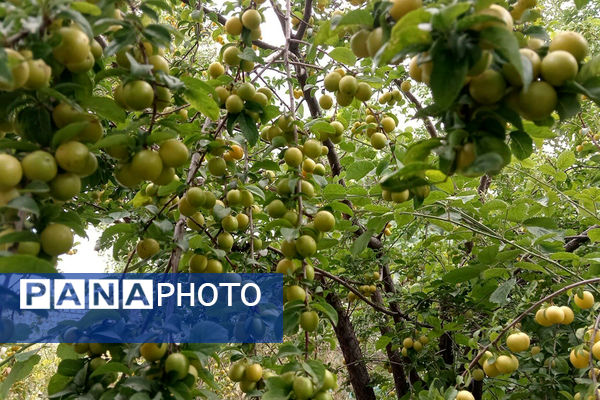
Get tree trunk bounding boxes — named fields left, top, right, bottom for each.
left=326, top=291, right=377, bottom=400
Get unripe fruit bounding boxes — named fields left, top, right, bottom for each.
left=469, top=69, right=506, bottom=105
left=293, top=376, right=314, bottom=400
left=473, top=4, right=513, bottom=31
left=140, top=343, right=167, bottom=362
left=0, top=154, right=22, bottom=189
left=115, top=164, right=141, bottom=188
left=165, top=353, right=189, bottom=380
left=300, top=310, right=319, bottom=332
left=225, top=17, right=243, bottom=35
left=0, top=49, right=29, bottom=91
left=137, top=238, right=159, bottom=259
left=187, top=212, right=205, bottom=231
left=544, top=305, right=564, bottom=324
left=570, top=349, right=589, bottom=369
left=390, top=0, right=422, bottom=21
left=159, top=139, right=189, bottom=167
left=534, top=308, right=552, bottom=327
left=296, top=235, right=317, bottom=258
left=287, top=285, right=306, bottom=302
left=338, top=75, right=358, bottom=96
left=541, top=50, right=578, bottom=86
left=574, top=291, right=594, bottom=309
left=24, top=59, right=51, bottom=89
left=530, top=346, right=541, bottom=355
left=506, top=332, right=530, bottom=352
left=324, top=72, right=342, bottom=92
left=456, top=390, right=475, bottom=400
left=223, top=46, right=241, bottom=66
left=350, top=29, right=370, bottom=58
left=131, top=149, right=163, bottom=181
left=266, top=199, right=287, bottom=218
left=236, top=213, right=249, bottom=230
left=149, top=55, right=169, bottom=73
left=276, top=257, right=297, bottom=273
left=237, top=82, right=256, bottom=101
left=402, top=337, right=413, bottom=348
left=239, top=380, right=257, bottom=393
left=472, top=369, right=484, bottom=381
left=319, top=95, right=333, bottom=110
left=302, top=139, right=322, bottom=160
left=560, top=306, right=574, bottom=324
left=226, top=94, right=244, bottom=114
left=178, top=196, right=196, bottom=217
left=52, top=27, right=90, bottom=65
left=123, top=81, right=154, bottom=111
left=243, top=363, right=262, bottom=382
left=413, top=340, right=423, bottom=351
left=208, top=62, right=225, bottom=78
left=314, top=210, right=335, bottom=232
left=370, top=132, right=387, bottom=149
left=409, top=56, right=422, bottom=82
left=217, top=231, right=234, bottom=251
left=226, top=189, right=242, bottom=205
left=50, top=173, right=81, bottom=201
left=549, top=31, right=589, bottom=62
left=381, top=117, right=396, bottom=133
left=400, top=81, right=411, bottom=92
left=228, top=361, right=246, bottom=382
left=221, top=215, right=239, bottom=232
left=41, top=224, right=73, bottom=256
left=284, top=147, right=303, bottom=167
left=55, top=141, right=89, bottom=174
left=518, top=81, right=557, bottom=121
left=336, top=91, right=353, bottom=107
left=207, top=157, right=227, bottom=176
left=366, top=28, right=383, bottom=57
left=482, top=359, right=500, bottom=377
left=354, top=82, right=372, bottom=101
left=20, top=151, right=57, bottom=183
left=241, top=9, right=262, bottom=30
left=503, top=48, right=541, bottom=86
left=205, top=259, right=223, bottom=273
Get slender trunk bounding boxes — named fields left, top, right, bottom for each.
left=326, top=291, right=376, bottom=400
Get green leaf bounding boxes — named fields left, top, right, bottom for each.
left=588, top=228, right=600, bottom=243
left=182, top=77, right=220, bottom=121
left=480, top=27, right=523, bottom=82
left=332, top=9, right=373, bottom=28
left=80, top=96, right=126, bottom=123
left=509, top=131, right=533, bottom=160
left=92, top=133, right=134, bottom=150
left=311, top=298, right=338, bottom=325
left=377, top=8, right=432, bottom=65
left=442, top=266, right=481, bottom=284
left=379, top=162, right=430, bottom=192
left=5, top=196, right=40, bottom=216
left=262, top=376, right=292, bottom=400
left=143, top=24, right=172, bottom=47
left=237, top=113, right=259, bottom=147
left=0, top=255, right=56, bottom=273
left=351, top=230, right=372, bottom=255
left=403, top=139, right=442, bottom=163
left=0, top=231, right=38, bottom=245
left=345, top=160, right=374, bottom=181
left=0, top=354, right=41, bottom=398
left=90, top=362, right=132, bottom=378
left=430, top=45, right=468, bottom=110
left=329, top=47, right=357, bottom=65
left=375, top=335, right=392, bottom=351
left=489, top=278, right=516, bottom=305
left=57, top=359, right=85, bottom=377
left=277, top=343, right=302, bottom=358
left=556, top=150, right=575, bottom=170
left=70, top=1, right=101, bottom=15
left=51, top=121, right=87, bottom=148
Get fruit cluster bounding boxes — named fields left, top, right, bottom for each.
left=400, top=334, right=429, bottom=356
left=323, top=70, right=372, bottom=107
left=228, top=359, right=337, bottom=398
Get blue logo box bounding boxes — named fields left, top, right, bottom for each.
left=0, top=273, right=283, bottom=343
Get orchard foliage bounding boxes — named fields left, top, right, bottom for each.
left=0, top=0, right=600, bottom=399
